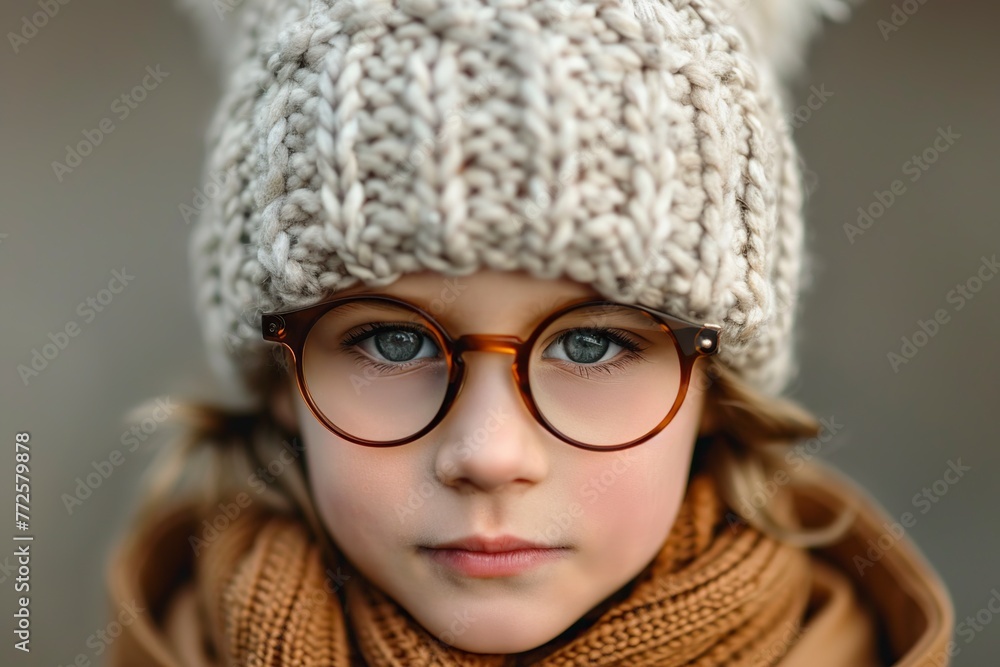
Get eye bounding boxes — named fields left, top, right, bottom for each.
left=543, top=329, right=626, bottom=365
left=345, top=324, right=441, bottom=364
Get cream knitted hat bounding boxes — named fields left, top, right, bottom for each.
left=176, top=0, right=854, bottom=409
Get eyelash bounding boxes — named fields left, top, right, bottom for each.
left=549, top=328, right=648, bottom=378
left=339, top=323, right=648, bottom=376
left=340, top=322, right=439, bottom=373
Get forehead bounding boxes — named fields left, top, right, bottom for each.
left=330, top=269, right=603, bottom=335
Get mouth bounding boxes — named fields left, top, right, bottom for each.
left=419, top=535, right=572, bottom=578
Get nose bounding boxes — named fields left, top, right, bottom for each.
left=432, top=349, right=550, bottom=493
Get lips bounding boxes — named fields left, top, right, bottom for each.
left=420, top=535, right=571, bottom=578
left=430, top=535, right=553, bottom=553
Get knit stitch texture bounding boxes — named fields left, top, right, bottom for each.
left=196, top=472, right=813, bottom=666
left=177, top=0, right=854, bottom=407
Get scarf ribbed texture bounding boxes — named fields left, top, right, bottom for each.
left=195, top=473, right=812, bottom=666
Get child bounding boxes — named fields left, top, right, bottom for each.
left=106, top=0, right=953, bottom=664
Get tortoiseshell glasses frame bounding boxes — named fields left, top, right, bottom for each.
left=262, top=295, right=721, bottom=451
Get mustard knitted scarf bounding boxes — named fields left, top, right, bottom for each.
left=190, top=471, right=813, bottom=666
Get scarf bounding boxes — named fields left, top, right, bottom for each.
left=191, top=471, right=813, bottom=667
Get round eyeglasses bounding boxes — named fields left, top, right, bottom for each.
left=261, top=295, right=720, bottom=451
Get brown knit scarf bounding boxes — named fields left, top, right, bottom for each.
left=194, top=472, right=813, bottom=667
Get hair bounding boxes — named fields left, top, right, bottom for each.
left=693, top=358, right=856, bottom=547
left=121, top=348, right=854, bottom=557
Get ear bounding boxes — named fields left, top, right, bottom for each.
left=269, top=374, right=300, bottom=434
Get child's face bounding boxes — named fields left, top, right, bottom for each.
left=275, top=269, right=709, bottom=653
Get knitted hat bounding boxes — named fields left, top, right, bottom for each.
left=176, top=0, right=854, bottom=409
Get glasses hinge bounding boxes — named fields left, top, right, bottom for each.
left=695, top=325, right=721, bottom=355
left=262, top=315, right=287, bottom=342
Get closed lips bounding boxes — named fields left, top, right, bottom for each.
left=428, top=535, right=558, bottom=552
left=420, top=536, right=572, bottom=578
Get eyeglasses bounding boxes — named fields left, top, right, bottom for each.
left=261, top=295, right=720, bottom=451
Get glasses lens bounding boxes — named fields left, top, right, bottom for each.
left=528, top=304, right=683, bottom=447
left=301, top=300, right=449, bottom=442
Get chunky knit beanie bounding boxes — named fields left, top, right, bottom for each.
left=176, top=0, right=854, bottom=408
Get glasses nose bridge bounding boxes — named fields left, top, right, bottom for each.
left=453, top=333, right=524, bottom=358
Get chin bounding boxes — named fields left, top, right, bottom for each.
left=417, top=602, right=578, bottom=655
left=445, top=627, right=561, bottom=655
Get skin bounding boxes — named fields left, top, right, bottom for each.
left=270, top=268, right=714, bottom=654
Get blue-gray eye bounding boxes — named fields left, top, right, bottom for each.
left=545, top=330, right=622, bottom=365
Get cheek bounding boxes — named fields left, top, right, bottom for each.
left=573, top=442, right=692, bottom=545
left=567, top=398, right=703, bottom=560
left=309, top=447, right=373, bottom=523
left=300, top=418, right=418, bottom=545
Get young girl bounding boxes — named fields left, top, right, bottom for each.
left=107, top=0, right=953, bottom=664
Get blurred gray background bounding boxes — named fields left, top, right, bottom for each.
left=1, top=0, right=997, bottom=664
